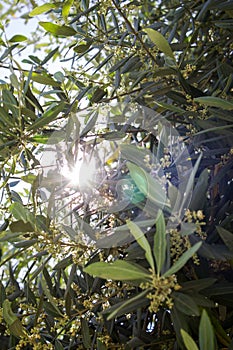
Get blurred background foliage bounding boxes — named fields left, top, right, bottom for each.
left=0, top=0, right=233, bottom=349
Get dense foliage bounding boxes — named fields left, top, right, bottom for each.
left=0, top=1, right=233, bottom=349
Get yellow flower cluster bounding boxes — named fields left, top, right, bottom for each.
left=97, top=334, right=125, bottom=349
left=160, top=154, right=172, bottom=168
left=97, top=0, right=112, bottom=14
left=71, top=245, right=92, bottom=265
left=170, top=209, right=206, bottom=265
left=184, top=209, right=206, bottom=236
left=10, top=303, right=54, bottom=349
left=170, top=228, right=187, bottom=262
left=69, top=317, right=81, bottom=337
left=15, top=327, right=53, bottom=350
left=183, top=64, right=196, bottom=78
left=35, top=228, right=63, bottom=257
left=141, top=274, right=180, bottom=313
left=221, top=147, right=233, bottom=164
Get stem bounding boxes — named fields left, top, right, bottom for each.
left=112, top=0, right=157, bottom=63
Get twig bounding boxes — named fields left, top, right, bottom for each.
left=112, top=0, right=157, bottom=63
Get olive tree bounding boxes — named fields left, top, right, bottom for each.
left=0, top=1, right=233, bottom=349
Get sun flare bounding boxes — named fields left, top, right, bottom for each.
left=61, top=158, right=97, bottom=188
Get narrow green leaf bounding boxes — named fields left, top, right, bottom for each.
left=53, top=255, right=73, bottom=270
left=24, top=282, right=37, bottom=306
left=109, top=54, right=134, bottom=73
left=155, top=101, right=186, bottom=114
left=81, top=318, right=91, bottom=349
left=199, top=310, right=215, bottom=350
left=0, top=37, right=6, bottom=46
left=97, top=339, right=107, bottom=350
left=214, top=19, right=233, bottom=28
left=95, top=219, right=156, bottom=248
left=120, top=144, right=153, bottom=169
left=0, top=231, right=22, bottom=242
left=10, top=319, right=27, bottom=338
left=84, top=260, right=150, bottom=281
left=0, top=281, right=6, bottom=307
left=73, top=43, right=91, bottom=53
left=2, top=89, right=18, bottom=118
left=90, top=87, right=106, bottom=103
left=62, top=225, right=78, bottom=241
left=74, top=215, right=97, bottom=240
left=102, top=131, right=126, bottom=140
left=14, top=239, right=37, bottom=248
left=192, top=294, right=215, bottom=308
left=181, top=329, right=199, bottom=350
left=27, top=55, right=41, bottom=65
left=174, top=292, right=200, bottom=316
left=3, top=299, right=18, bottom=325
left=154, top=66, right=176, bottom=76
left=0, top=106, right=15, bottom=127
left=163, top=242, right=202, bottom=277
left=80, top=111, right=98, bottom=137
left=209, top=314, right=231, bottom=347
left=41, top=46, right=59, bottom=66
left=189, top=169, right=209, bottom=211
left=180, top=222, right=197, bottom=237
left=201, top=284, right=233, bottom=296
left=0, top=43, right=18, bottom=61
left=0, top=220, right=9, bottom=233
left=65, top=291, right=72, bottom=317
left=30, top=135, right=49, bottom=144
left=10, top=190, right=22, bottom=204
left=121, top=56, right=140, bottom=73
left=9, top=34, right=27, bottom=42
left=180, top=278, right=217, bottom=292
left=53, top=72, right=65, bottom=83
left=29, top=3, right=56, bottom=16
left=27, top=101, right=65, bottom=131
left=9, top=202, right=33, bottom=224
left=154, top=210, right=166, bottom=275
left=30, top=72, right=60, bottom=86
left=43, top=301, right=63, bottom=318
left=62, top=0, right=74, bottom=21
left=194, top=121, right=233, bottom=135
left=40, top=277, right=63, bottom=316
left=127, top=220, right=155, bottom=271
left=0, top=248, right=28, bottom=268
left=21, top=173, right=37, bottom=184
left=29, top=256, right=52, bottom=282
left=55, top=340, right=64, bottom=350
left=93, top=53, right=114, bottom=73
left=179, top=153, right=202, bottom=216
left=144, top=28, right=175, bottom=59
left=3, top=300, right=27, bottom=338
left=127, top=162, right=167, bottom=208
left=39, top=22, right=76, bottom=37
left=43, top=267, right=53, bottom=293
left=216, top=226, right=233, bottom=252
left=22, top=107, right=37, bottom=121
left=194, top=96, right=233, bottom=110
left=171, top=306, right=190, bottom=348
left=106, top=289, right=149, bottom=320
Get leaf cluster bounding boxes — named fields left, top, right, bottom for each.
left=0, top=1, right=232, bottom=349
